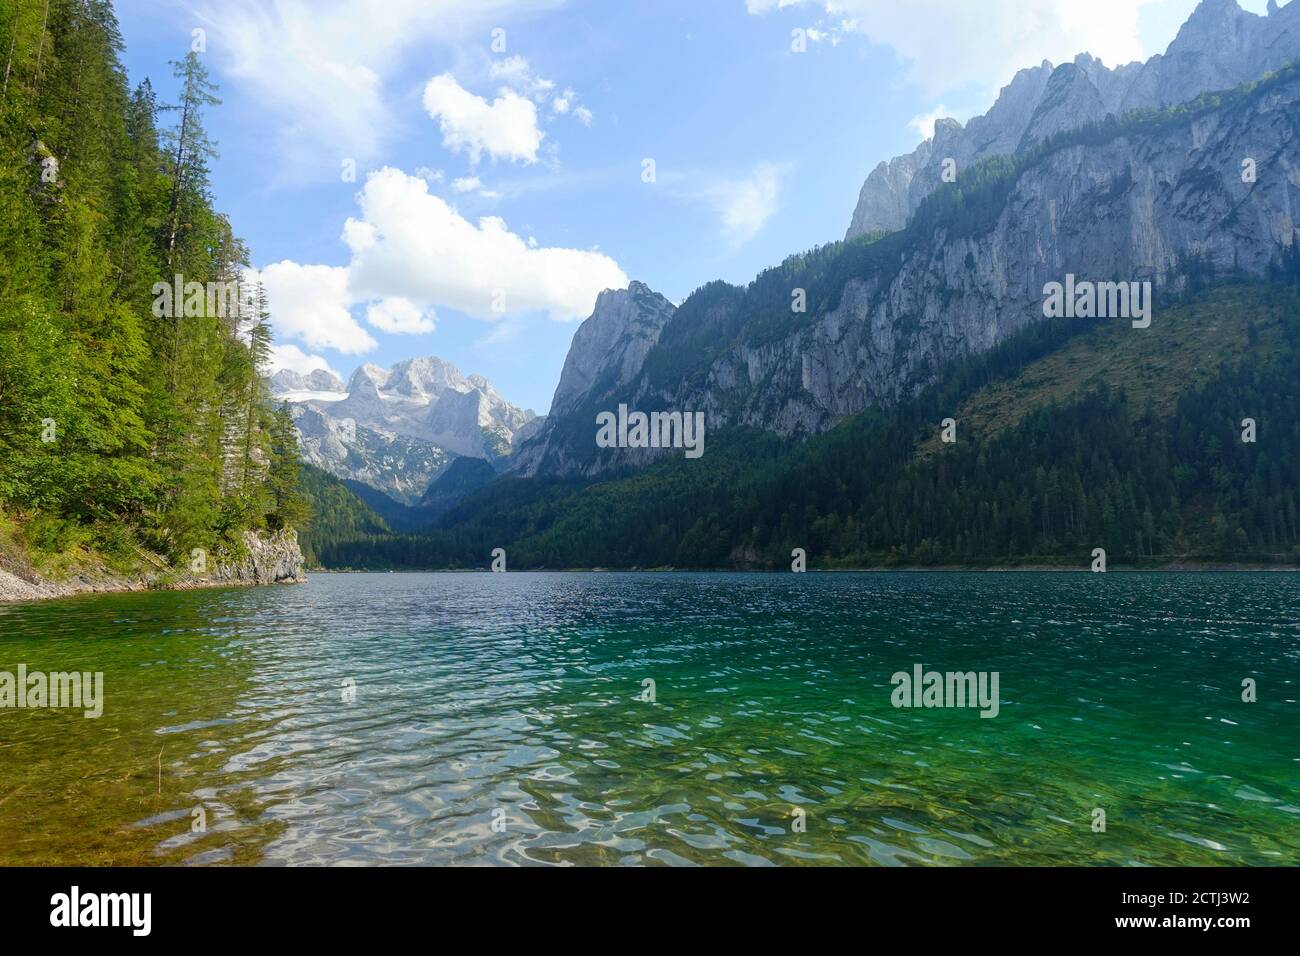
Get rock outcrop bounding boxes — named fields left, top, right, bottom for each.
left=209, top=529, right=307, bottom=585
left=0, top=529, right=306, bottom=604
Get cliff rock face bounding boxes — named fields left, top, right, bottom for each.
left=512, top=281, right=677, bottom=477
left=846, top=0, right=1300, bottom=239
left=211, top=529, right=307, bottom=585
left=519, top=67, right=1300, bottom=477
left=0, top=529, right=307, bottom=603
left=290, top=405, right=452, bottom=505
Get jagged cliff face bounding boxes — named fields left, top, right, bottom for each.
left=846, top=0, right=1300, bottom=239
left=519, top=67, right=1300, bottom=478
left=511, top=281, right=676, bottom=476
left=273, top=356, right=538, bottom=503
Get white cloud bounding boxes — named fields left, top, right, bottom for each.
left=423, top=74, right=544, bottom=165
left=199, top=0, right=563, bottom=176
left=255, top=166, right=625, bottom=356
left=701, top=163, right=790, bottom=245
left=344, top=167, right=627, bottom=322
left=745, top=0, right=1167, bottom=96
left=487, top=58, right=594, bottom=126
left=253, top=262, right=376, bottom=355
left=266, top=343, right=341, bottom=378
left=488, top=56, right=557, bottom=99
left=366, top=298, right=437, bottom=334
left=908, top=104, right=956, bottom=141
left=452, top=176, right=483, bottom=193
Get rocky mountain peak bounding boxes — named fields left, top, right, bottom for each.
left=510, top=279, right=677, bottom=476
left=270, top=368, right=346, bottom=395
left=845, top=0, right=1297, bottom=239
left=385, top=356, right=468, bottom=400
left=280, top=355, right=538, bottom=502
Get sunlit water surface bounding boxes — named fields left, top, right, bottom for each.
left=0, top=572, right=1296, bottom=866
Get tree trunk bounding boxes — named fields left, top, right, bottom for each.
left=33, top=0, right=49, bottom=89
left=166, top=91, right=191, bottom=269
left=2, top=15, right=17, bottom=98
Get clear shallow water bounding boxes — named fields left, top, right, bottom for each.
left=0, top=571, right=1296, bottom=866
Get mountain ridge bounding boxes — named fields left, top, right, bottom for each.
left=847, top=0, right=1300, bottom=239
left=513, top=56, right=1300, bottom=479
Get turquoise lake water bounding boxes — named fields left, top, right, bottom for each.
left=0, top=571, right=1296, bottom=865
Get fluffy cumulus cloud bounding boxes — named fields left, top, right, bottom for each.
left=745, top=0, right=1166, bottom=95
left=266, top=343, right=342, bottom=378
left=488, top=55, right=556, bottom=98
left=344, top=167, right=627, bottom=321
left=251, top=262, right=376, bottom=355
left=252, top=167, right=626, bottom=358
left=199, top=0, right=563, bottom=174
left=366, top=297, right=437, bottom=334
left=423, top=74, right=544, bottom=165
left=489, top=56, right=594, bottom=125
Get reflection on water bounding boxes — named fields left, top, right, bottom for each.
left=0, top=572, right=1297, bottom=866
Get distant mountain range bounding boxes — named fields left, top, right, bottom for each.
left=271, top=357, right=540, bottom=505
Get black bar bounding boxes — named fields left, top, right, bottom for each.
left=0, top=865, right=1282, bottom=942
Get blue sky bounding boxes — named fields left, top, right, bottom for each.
left=114, top=0, right=1275, bottom=412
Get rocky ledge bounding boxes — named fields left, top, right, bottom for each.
left=0, top=529, right=306, bottom=604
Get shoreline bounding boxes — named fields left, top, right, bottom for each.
left=0, top=566, right=307, bottom=604
left=0, top=529, right=307, bottom=606
left=306, top=563, right=1300, bottom=574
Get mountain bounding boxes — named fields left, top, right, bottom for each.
left=309, top=281, right=1300, bottom=569
left=515, top=51, right=1300, bottom=479
left=300, top=0, right=1300, bottom=571
left=272, top=357, right=538, bottom=504
left=846, top=0, right=1300, bottom=239
left=295, top=465, right=391, bottom=568
left=419, top=457, right=498, bottom=518
left=341, top=479, right=434, bottom=533
left=511, top=281, right=676, bottom=476
left=269, top=368, right=346, bottom=396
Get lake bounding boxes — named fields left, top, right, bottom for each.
left=0, top=571, right=1296, bottom=866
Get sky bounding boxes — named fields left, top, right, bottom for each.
left=113, top=0, right=1278, bottom=413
